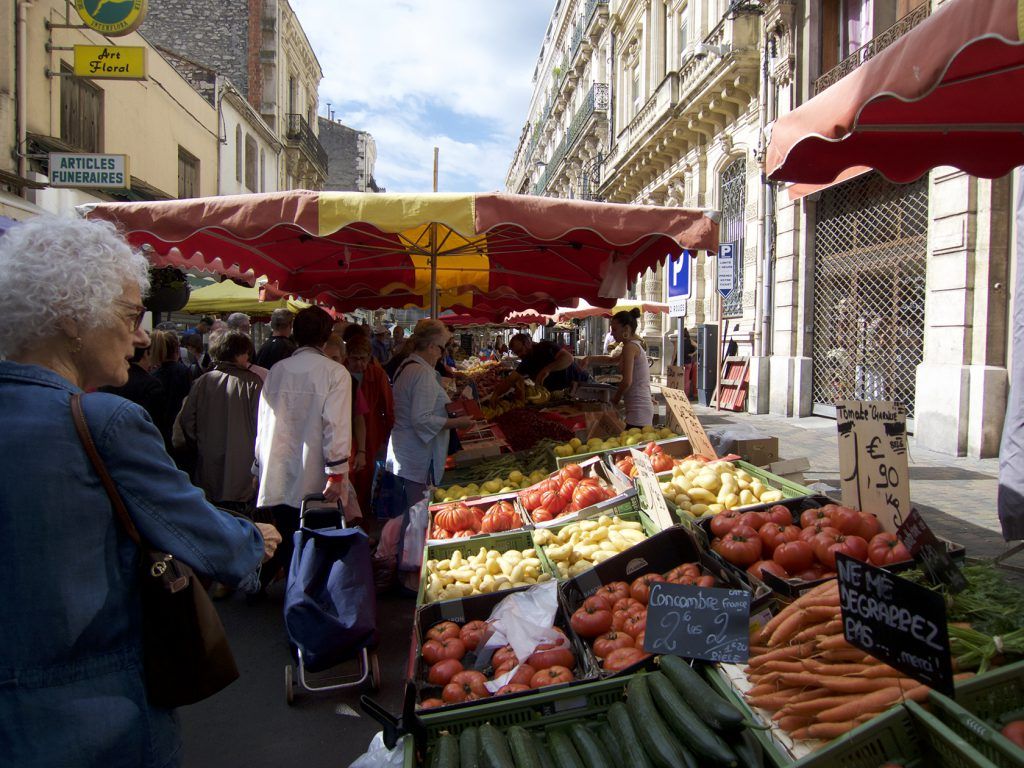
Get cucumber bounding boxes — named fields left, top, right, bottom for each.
left=433, top=732, right=459, bottom=768
left=532, top=733, right=557, bottom=768
left=733, top=729, right=764, bottom=768
left=625, top=676, right=698, bottom=768
left=607, top=702, right=654, bottom=768
left=506, top=726, right=541, bottom=768
left=659, top=655, right=745, bottom=731
left=478, top=723, right=514, bottom=768
left=588, top=721, right=622, bottom=765
left=569, top=723, right=612, bottom=768
left=459, top=727, right=480, bottom=768
left=546, top=728, right=585, bottom=768
left=647, top=672, right=738, bottom=766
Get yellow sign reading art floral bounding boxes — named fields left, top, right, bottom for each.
left=73, top=46, right=146, bottom=79
left=75, top=0, right=148, bottom=36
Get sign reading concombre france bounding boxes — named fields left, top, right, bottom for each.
left=75, top=0, right=148, bottom=36
left=49, top=153, right=130, bottom=190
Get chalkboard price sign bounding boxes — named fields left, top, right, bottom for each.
left=897, top=508, right=968, bottom=594
left=643, top=582, right=750, bottom=663
left=836, top=553, right=954, bottom=696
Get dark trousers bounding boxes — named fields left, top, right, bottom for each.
left=258, top=503, right=300, bottom=591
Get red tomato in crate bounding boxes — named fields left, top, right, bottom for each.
left=830, top=506, right=864, bottom=536
left=791, top=563, right=828, bottom=581
left=418, top=698, right=445, bottom=710
left=712, top=525, right=763, bottom=567
left=737, top=511, right=768, bottom=531
left=592, top=631, right=634, bottom=659
left=582, top=594, right=612, bottom=612
left=800, top=507, right=834, bottom=529
left=620, top=612, right=647, bottom=638
left=491, top=645, right=517, bottom=670
left=427, top=658, right=464, bottom=686
left=815, top=532, right=868, bottom=569
left=800, top=523, right=840, bottom=543
left=421, top=637, right=466, bottom=665
left=857, top=512, right=883, bottom=541
left=597, top=582, right=631, bottom=604
left=765, top=505, right=794, bottom=526
left=573, top=484, right=607, bottom=510
left=532, top=507, right=554, bottom=523
left=867, top=532, right=913, bottom=566
left=570, top=604, right=613, bottom=638
left=539, top=490, right=566, bottom=515
left=773, top=540, right=815, bottom=573
left=530, top=665, right=574, bottom=688
left=443, top=671, right=490, bottom=702
left=759, top=523, right=801, bottom=555
left=495, top=683, right=531, bottom=695
left=630, top=573, right=666, bottom=604
left=748, top=559, right=789, bottom=580
left=562, top=463, right=584, bottom=480
left=651, top=453, right=675, bottom=473
left=526, top=642, right=574, bottom=671
left=425, top=621, right=460, bottom=642
left=612, top=596, right=645, bottom=613
left=459, top=620, right=489, bottom=651
left=602, top=647, right=650, bottom=672
left=710, top=509, right=744, bottom=538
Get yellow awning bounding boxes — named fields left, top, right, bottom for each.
left=182, top=280, right=309, bottom=315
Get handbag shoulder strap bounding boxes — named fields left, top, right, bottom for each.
left=70, top=393, right=142, bottom=547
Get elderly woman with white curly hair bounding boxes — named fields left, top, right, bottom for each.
left=0, top=216, right=281, bottom=768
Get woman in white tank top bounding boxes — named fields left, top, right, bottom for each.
left=581, top=308, right=654, bottom=428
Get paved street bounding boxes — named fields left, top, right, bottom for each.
left=178, top=406, right=1018, bottom=768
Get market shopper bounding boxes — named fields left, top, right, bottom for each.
left=253, top=306, right=352, bottom=592
left=581, top=308, right=654, bottom=428
left=0, top=215, right=280, bottom=768
left=384, top=319, right=473, bottom=517
left=253, top=307, right=296, bottom=370
left=174, top=331, right=263, bottom=513
left=149, top=329, right=193, bottom=450
left=488, top=332, right=588, bottom=400
left=344, top=332, right=395, bottom=520
left=99, top=330, right=165, bottom=426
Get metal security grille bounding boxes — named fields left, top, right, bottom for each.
left=810, top=172, right=928, bottom=418
left=720, top=158, right=746, bottom=317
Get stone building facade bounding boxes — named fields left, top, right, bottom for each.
left=318, top=118, right=382, bottom=193
left=141, top=0, right=327, bottom=189
left=507, top=0, right=1015, bottom=459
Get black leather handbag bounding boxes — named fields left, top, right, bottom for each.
left=71, top=394, right=240, bottom=708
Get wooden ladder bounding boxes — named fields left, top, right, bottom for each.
left=711, top=356, right=750, bottom=411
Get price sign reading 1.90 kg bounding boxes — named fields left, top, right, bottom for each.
left=643, top=582, right=750, bottom=663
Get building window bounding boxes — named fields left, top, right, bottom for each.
left=678, top=7, right=689, bottom=60
left=720, top=157, right=746, bottom=318
left=631, top=63, right=641, bottom=117
left=234, top=125, right=242, bottom=183
left=244, top=134, right=257, bottom=191
left=260, top=149, right=266, bottom=192
left=288, top=76, right=297, bottom=114
left=178, top=147, right=200, bottom=199
left=60, top=63, right=102, bottom=152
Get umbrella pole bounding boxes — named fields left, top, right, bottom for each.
left=431, top=146, right=439, bottom=319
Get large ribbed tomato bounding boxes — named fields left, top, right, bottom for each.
left=572, top=484, right=607, bottom=509
left=867, top=532, right=912, bottom=566
left=540, top=490, right=566, bottom=514
left=562, top=463, right=584, bottom=480
left=712, top=525, right=763, bottom=567
left=481, top=501, right=518, bottom=533
left=592, top=630, right=634, bottom=659
left=434, top=503, right=474, bottom=534
left=570, top=604, right=613, bottom=638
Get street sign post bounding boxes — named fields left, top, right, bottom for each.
left=667, top=250, right=692, bottom=317
left=717, top=242, right=736, bottom=299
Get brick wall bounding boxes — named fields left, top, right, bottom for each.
left=141, top=0, right=252, bottom=101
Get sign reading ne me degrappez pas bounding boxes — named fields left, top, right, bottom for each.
left=49, top=153, right=130, bottom=190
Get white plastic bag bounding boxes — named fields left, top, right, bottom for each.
left=476, top=581, right=566, bottom=691
left=349, top=732, right=406, bottom=768
left=397, top=489, right=430, bottom=573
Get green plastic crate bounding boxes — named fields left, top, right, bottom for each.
left=704, top=664, right=792, bottom=767
left=552, top=433, right=687, bottom=468
left=791, top=700, right=1000, bottom=768
left=417, top=530, right=557, bottom=606
left=532, top=507, right=658, bottom=580
left=735, top=459, right=816, bottom=497
left=927, top=660, right=1024, bottom=768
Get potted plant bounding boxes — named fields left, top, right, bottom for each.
left=145, top=266, right=191, bottom=313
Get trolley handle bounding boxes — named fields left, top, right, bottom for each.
left=300, top=492, right=345, bottom=530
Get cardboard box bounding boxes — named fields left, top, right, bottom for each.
left=730, top=436, right=779, bottom=467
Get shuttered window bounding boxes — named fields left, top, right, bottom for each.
left=178, top=147, right=200, bottom=199
left=60, top=64, right=102, bottom=152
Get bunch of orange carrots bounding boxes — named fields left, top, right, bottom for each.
left=743, top=579, right=939, bottom=742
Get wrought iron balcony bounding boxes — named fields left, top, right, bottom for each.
left=814, top=4, right=930, bottom=94
left=533, top=83, right=609, bottom=195
left=285, top=113, right=328, bottom=175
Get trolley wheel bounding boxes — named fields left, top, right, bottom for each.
left=285, top=664, right=295, bottom=705
left=367, top=652, right=381, bottom=692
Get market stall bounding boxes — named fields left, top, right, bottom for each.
left=181, top=278, right=310, bottom=315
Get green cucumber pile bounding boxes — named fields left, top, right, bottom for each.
left=427, top=658, right=763, bottom=768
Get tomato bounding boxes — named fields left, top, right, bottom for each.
left=830, top=506, right=863, bottom=536
left=816, top=533, right=868, bottom=569
left=792, top=563, right=827, bottom=581
left=596, top=581, right=631, bottom=604
left=765, top=505, right=794, bottom=526
left=571, top=604, right=613, bottom=638
left=418, top=697, right=445, bottom=709
left=773, top=540, right=815, bottom=573
left=856, top=511, right=882, bottom=541
left=526, top=643, right=574, bottom=671
left=651, top=453, right=675, bottom=473
left=582, top=594, right=613, bottom=612
left=612, top=596, right=644, bottom=613
left=1000, top=720, right=1024, bottom=748
left=592, top=631, right=634, bottom=659
left=495, top=683, right=531, bottom=696
left=867, top=532, right=913, bottom=566
left=620, top=611, right=647, bottom=638
left=748, top=559, right=789, bottom=580
left=630, top=573, right=666, bottom=604
left=737, top=511, right=768, bottom=531
left=562, top=463, right=584, bottom=480
left=558, top=478, right=578, bottom=502
left=427, top=658, right=464, bottom=686
left=800, top=522, right=840, bottom=543
left=459, top=620, right=489, bottom=651
left=710, top=509, right=744, bottom=538
left=442, top=671, right=490, bottom=702
left=664, top=563, right=701, bottom=582
left=530, top=665, right=573, bottom=688
left=421, top=637, right=466, bottom=665
left=712, top=525, right=763, bottom=567
left=759, top=523, right=801, bottom=555
left=426, top=621, right=460, bottom=642
left=695, top=575, right=716, bottom=587
left=507, top=663, right=536, bottom=687
left=532, top=507, right=554, bottom=523
left=491, top=645, right=518, bottom=670
left=633, top=630, right=645, bottom=649
left=799, top=507, right=834, bottom=529
left=602, top=647, right=650, bottom=672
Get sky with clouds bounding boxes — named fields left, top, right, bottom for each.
left=290, top=1, right=554, bottom=194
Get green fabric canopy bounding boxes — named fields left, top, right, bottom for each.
left=182, top=280, right=309, bottom=315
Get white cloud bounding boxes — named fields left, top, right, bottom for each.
left=290, top=0, right=552, bottom=192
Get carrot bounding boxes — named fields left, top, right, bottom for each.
left=814, top=648, right=872, bottom=663
left=747, top=682, right=782, bottom=697
left=749, top=645, right=770, bottom=656
left=800, top=659, right=872, bottom=676
left=778, top=673, right=911, bottom=694
left=768, top=609, right=810, bottom=646
left=816, top=634, right=855, bottom=651
left=788, top=687, right=832, bottom=704
left=791, top=619, right=843, bottom=644
left=797, top=721, right=861, bottom=740
left=816, top=680, right=925, bottom=722
left=748, top=641, right=817, bottom=668
left=757, top=660, right=807, bottom=674
left=759, top=583, right=836, bottom=639
left=784, top=693, right=861, bottom=715
left=777, top=715, right=813, bottom=732
left=744, top=692, right=796, bottom=711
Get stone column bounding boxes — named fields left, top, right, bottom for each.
left=914, top=169, right=1010, bottom=457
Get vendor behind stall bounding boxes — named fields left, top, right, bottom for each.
left=488, top=333, right=589, bottom=399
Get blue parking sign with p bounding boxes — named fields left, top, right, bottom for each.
left=667, top=250, right=691, bottom=317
